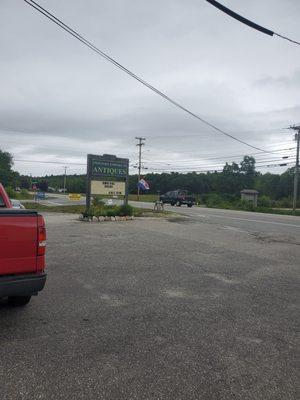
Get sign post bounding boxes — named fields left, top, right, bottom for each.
left=86, top=154, right=129, bottom=212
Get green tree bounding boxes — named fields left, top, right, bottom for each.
left=0, top=149, right=19, bottom=187
left=19, top=175, right=31, bottom=189
left=240, top=156, right=256, bottom=188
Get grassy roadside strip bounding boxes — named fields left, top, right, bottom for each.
left=205, top=204, right=300, bottom=217
left=128, top=194, right=158, bottom=202
left=23, top=202, right=171, bottom=218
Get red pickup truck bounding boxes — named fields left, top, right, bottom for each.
left=0, top=183, right=46, bottom=306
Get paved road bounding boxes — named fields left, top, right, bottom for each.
left=33, top=193, right=300, bottom=236
left=0, top=212, right=299, bottom=399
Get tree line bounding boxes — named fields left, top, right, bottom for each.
left=0, top=149, right=296, bottom=203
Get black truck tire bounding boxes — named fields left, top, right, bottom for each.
left=8, top=296, right=32, bottom=306
left=187, top=203, right=193, bottom=208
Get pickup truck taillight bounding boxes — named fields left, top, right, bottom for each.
left=38, top=226, right=46, bottom=256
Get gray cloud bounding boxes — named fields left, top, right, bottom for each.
left=1, top=0, right=299, bottom=176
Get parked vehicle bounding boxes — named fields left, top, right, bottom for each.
left=160, top=189, right=195, bottom=207
left=10, top=199, right=25, bottom=209
left=0, top=183, right=47, bottom=306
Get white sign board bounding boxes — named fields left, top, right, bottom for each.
left=91, top=180, right=126, bottom=196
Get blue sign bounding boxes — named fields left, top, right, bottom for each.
left=36, top=191, right=46, bottom=200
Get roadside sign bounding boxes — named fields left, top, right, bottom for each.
left=91, top=181, right=125, bottom=196
left=68, top=193, right=81, bottom=201
left=86, top=154, right=129, bottom=211
left=36, top=191, right=45, bottom=200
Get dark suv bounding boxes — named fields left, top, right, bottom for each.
left=160, top=190, right=195, bottom=207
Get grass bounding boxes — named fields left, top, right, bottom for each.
left=24, top=203, right=85, bottom=214
left=128, top=194, right=158, bottom=202
left=24, top=202, right=170, bottom=217
left=206, top=203, right=300, bottom=217
left=260, top=208, right=300, bottom=217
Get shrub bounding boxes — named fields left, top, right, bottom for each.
left=235, top=199, right=255, bottom=211
left=5, top=186, right=16, bottom=198
left=258, top=195, right=272, bottom=208
left=92, top=195, right=105, bottom=207
left=275, top=198, right=292, bottom=208
left=117, top=204, right=134, bottom=216
left=204, top=194, right=230, bottom=209
left=94, top=208, right=105, bottom=217
left=106, top=209, right=116, bottom=217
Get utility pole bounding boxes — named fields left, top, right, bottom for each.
left=289, top=125, right=300, bottom=211
left=63, top=166, right=67, bottom=193
left=135, top=137, right=146, bottom=200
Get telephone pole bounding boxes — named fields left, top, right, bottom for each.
left=289, top=125, right=300, bottom=211
left=135, top=137, right=146, bottom=200
left=63, top=166, right=67, bottom=193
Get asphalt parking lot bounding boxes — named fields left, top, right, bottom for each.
left=0, top=212, right=299, bottom=400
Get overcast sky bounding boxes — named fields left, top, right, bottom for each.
left=1, top=0, right=299, bottom=176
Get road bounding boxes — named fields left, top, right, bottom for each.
left=34, top=192, right=300, bottom=236
left=0, top=210, right=299, bottom=399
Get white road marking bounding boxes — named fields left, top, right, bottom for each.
left=191, top=213, right=300, bottom=228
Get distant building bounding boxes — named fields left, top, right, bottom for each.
left=240, top=189, right=259, bottom=207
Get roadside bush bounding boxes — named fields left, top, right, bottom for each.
left=204, top=193, right=230, bottom=209
left=235, top=199, right=255, bottom=211
left=117, top=204, right=134, bottom=216
left=81, top=203, right=135, bottom=218
left=94, top=208, right=106, bottom=218
left=92, top=195, right=105, bottom=207
left=5, top=186, right=16, bottom=198
left=106, top=208, right=116, bottom=217
left=257, top=195, right=272, bottom=208
left=274, top=197, right=292, bottom=208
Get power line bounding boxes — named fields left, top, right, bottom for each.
left=14, top=159, right=86, bottom=166
left=206, top=0, right=300, bottom=46
left=143, top=147, right=296, bottom=164
left=14, top=146, right=295, bottom=168
left=147, top=162, right=294, bottom=173
left=24, top=0, right=273, bottom=154
left=145, top=127, right=287, bottom=139
left=143, top=158, right=296, bottom=171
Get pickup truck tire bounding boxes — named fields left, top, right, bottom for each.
left=8, top=296, right=32, bottom=306
left=187, top=204, right=193, bottom=208
left=176, top=201, right=181, bottom=207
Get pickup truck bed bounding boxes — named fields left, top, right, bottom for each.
left=0, top=193, right=47, bottom=305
